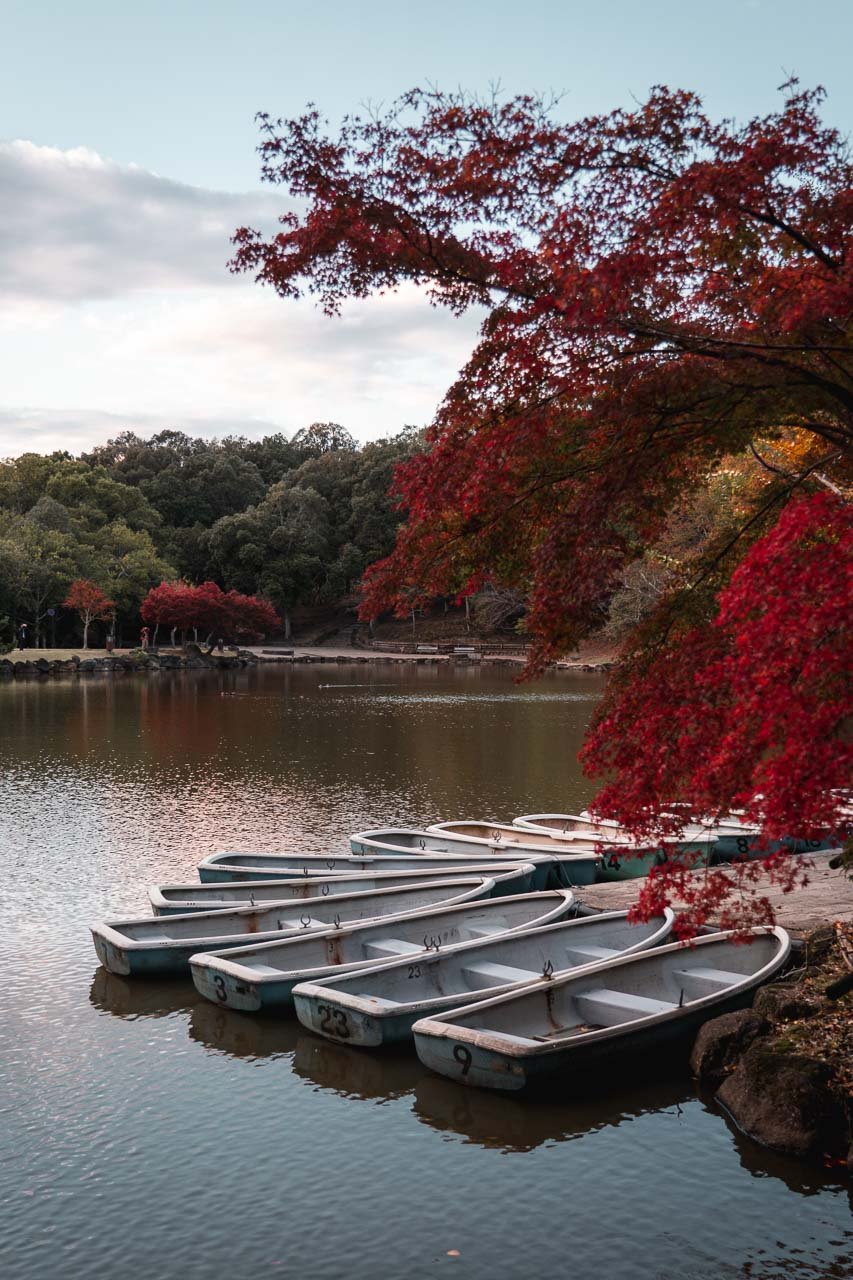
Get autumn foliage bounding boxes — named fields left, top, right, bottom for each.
left=232, top=82, right=852, bottom=930
left=63, top=578, right=114, bottom=648
left=140, top=580, right=280, bottom=644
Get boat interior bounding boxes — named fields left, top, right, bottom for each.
left=309, top=914, right=673, bottom=1007
left=427, top=934, right=783, bottom=1042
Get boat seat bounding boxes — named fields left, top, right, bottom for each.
left=672, top=966, right=744, bottom=995
left=463, top=924, right=508, bottom=939
left=461, top=961, right=540, bottom=987
left=361, top=938, right=425, bottom=959
left=563, top=944, right=617, bottom=964
left=242, top=964, right=283, bottom=977
left=574, top=987, right=676, bottom=1026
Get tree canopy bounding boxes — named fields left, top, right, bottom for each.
left=231, top=80, right=851, bottom=929
left=0, top=425, right=420, bottom=647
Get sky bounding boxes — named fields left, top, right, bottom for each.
left=1, top=0, right=851, bottom=456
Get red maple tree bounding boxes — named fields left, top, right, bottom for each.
left=232, top=82, right=852, bottom=930
left=63, top=579, right=114, bottom=649
left=140, top=581, right=280, bottom=647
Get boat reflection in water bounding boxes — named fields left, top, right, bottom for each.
left=189, top=1000, right=300, bottom=1060
left=413, top=1069, right=693, bottom=1153
left=292, top=1032, right=424, bottom=1102
left=89, top=966, right=199, bottom=1020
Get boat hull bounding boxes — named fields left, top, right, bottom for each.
left=293, top=909, right=675, bottom=1048
left=196, top=852, right=543, bottom=893
left=412, top=928, right=790, bottom=1092
left=92, top=877, right=493, bottom=977
left=189, top=892, right=575, bottom=1012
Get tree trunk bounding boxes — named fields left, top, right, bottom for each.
left=153, top=623, right=160, bottom=646
left=82, top=616, right=89, bottom=649
left=170, top=627, right=177, bottom=647
left=283, top=609, right=292, bottom=640
left=464, top=596, right=471, bottom=633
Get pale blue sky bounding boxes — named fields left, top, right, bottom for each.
left=3, top=0, right=851, bottom=187
left=1, top=0, right=850, bottom=453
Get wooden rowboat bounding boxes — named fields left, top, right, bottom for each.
left=189, top=891, right=575, bottom=1013
left=292, top=908, right=675, bottom=1047
left=151, top=863, right=537, bottom=914
left=195, top=852, right=539, bottom=895
left=91, top=877, right=494, bottom=977
left=412, top=927, right=790, bottom=1092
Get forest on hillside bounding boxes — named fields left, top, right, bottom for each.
left=0, top=422, right=421, bottom=647
left=1, top=415, right=820, bottom=654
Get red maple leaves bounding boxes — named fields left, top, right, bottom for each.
left=140, top=581, right=280, bottom=644
left=231, top=82, right=852, bottom=931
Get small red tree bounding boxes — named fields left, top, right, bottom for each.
left=64, top=579, right=114, bottom=649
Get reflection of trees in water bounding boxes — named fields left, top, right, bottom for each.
left=89, top=966, right=198, bottom=1019
left=0, top=666, right=594, bottom=824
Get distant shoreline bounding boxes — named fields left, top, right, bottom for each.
left=1, top=643, right=616, bottom=677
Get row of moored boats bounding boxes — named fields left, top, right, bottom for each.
left=91, top=810, right=825, bottom=1090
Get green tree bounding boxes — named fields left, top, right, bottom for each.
left=210, top=482, right=330, bottom=637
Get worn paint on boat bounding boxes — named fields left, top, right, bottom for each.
left=91, top=877, right=494, bottom=977
left=351, top=828, right=599, bottom=888
left=514, top=813, right=716, bottom=880
left=292, top=908, right=675, bottom=1048
left=151, top=863, right=537, bottom=914
left=412, top=927, right=790, bottom=1092
left=196, top=852, right=540, bottom=894
left=189, top=891, right=575, bottom=1012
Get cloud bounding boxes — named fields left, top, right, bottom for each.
left=0, top=140, right=283, bottom=302
left=0, top=141, right=482, bottom=454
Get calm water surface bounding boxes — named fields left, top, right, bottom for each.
left=0, top=665, right=850, bottom=1279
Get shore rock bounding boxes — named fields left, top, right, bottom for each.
left=753, top=983, right=822, bottom=1023
left=689, top=1010, right=771, bottom=1089
left=716, top=1043, right=849, bottom=1161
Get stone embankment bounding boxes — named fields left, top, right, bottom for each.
left=1, top=642, right=616, bottom=677
left=0, top=645, right=262, bottom=678
left=691, top=924, right=852, bottom=1172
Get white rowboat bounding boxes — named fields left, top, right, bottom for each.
left=292, top=908, right=675, bottom=1047
left=151, top=863, right=537, bottom=914
left=91, top=877, right=494, bottom=977
left=412, top=927, right=790, bottom=1092
left=189, top=891, right=575, bottom=1012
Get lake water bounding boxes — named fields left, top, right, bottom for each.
left=0, top=664, right=850, bottom=1280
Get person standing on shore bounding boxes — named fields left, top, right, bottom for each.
left=140, top=626, right=150, bottom=652
left=18, top=621, right=28, bottom=649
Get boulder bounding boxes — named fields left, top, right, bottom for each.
left=0, top=659, right=13, bottom=678
left=78, top=659, right=96, bottom=671
left=689, top=1010, right=771, bottom=1088
left=716, top=1043, right=849, bottom=1161
left=753, top=983, right=822, bottom=1023
left=800, top=925, right=837, bottom=967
